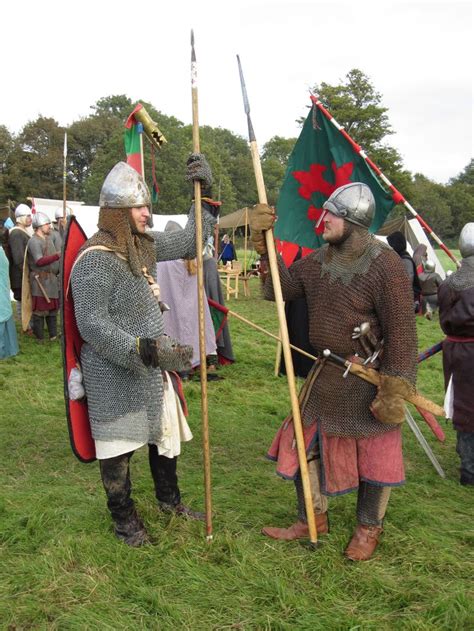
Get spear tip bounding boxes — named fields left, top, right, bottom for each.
left=191, top=29, right=194, bottom=46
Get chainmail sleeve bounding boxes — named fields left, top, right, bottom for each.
left=373, top=251, right=417, bottom=386
left=263, top=253, right=306, bottom=302
left=71, top=251, right=144, bottom=374
left=150, top=204, right=216, bottom=262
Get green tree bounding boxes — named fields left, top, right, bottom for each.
left=449, top=159, right=474, bottom=186
left=0, top=125, right=14, bottom=203
left=90, top=95, right=134, bottom=120
left=5, top=117, right=64, bottom=201
left=410, top=173, right=454, bottom=239
left=261, top=136, right=296, bottom=206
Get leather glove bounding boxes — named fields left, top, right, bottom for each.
left=370, top=374, right=413, bottom=425
left=138, top=337, right=160, bottom=368
left=138, top=336, right=193, bottom=372
left=249, top=203, right=275, bottom=255
left=186, top=153, right=213, bottom=188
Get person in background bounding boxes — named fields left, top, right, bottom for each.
left=387, top=231, right=421, bottom=312
left=156, top=221, right=219, bottom=380
left=8, top=204, right=32, bottom=323
left=0, top=245, right=19, bottom=360
left=52, top=207, right=70, bottom=251
left=412, top=243, right=428, bottom=276
left=418, top=259, right=443, bottom=319
left=438, top=222, right=474, bottom=486
left=26, top=212, right=60, bottom=341
left=220, top=234, right=237, bottom=266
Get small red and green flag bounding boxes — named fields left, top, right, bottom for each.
left=207, top=298, right=228, bottom=339
left=274, top=98, right=396, bottom=266
left=124, top=104, right=144, bottom=175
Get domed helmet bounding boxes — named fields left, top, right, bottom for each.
left=32, top=212, right=52, bottom=229
left=15, top=203, right=31, bottom=219
left=54, top=206, right=71, bottom=221
left=459, top=222, right=474, bottom=259
left=99, top=162, right=150, bottom=209
left=423, top=259, right=436, bottom=272
left=322, top=182, right=375, bottom=229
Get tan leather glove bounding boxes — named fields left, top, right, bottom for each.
left=370, top=374, right=413, bottom=425
left=249, top=203, right=275, bottom=255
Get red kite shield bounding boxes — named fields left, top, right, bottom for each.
left=61, top=216, right=96, bottom=462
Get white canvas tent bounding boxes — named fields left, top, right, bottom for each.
left=28, top=197, right=188, bottom=238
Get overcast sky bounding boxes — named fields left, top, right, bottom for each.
left=2, top=0, right=472, bottom=184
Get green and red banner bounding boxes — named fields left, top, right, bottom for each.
left=274, top=98, right=396, bottom=266
left=124, top=104, right=143, bottom=175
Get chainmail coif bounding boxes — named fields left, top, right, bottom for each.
left=446, top=256, right=474, bottom=291
left=80, top=208, right=156, bottom=277
left=264, top=230, right=418, bottom=437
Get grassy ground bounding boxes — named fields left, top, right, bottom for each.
left=1, top=266, right=473, bottom=629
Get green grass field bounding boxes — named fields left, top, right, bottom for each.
left=1, top=261, right=473, bottom=629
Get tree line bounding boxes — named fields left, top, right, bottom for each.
left=0, top=70, right=472, bottom=242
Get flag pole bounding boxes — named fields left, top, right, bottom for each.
left=191, top=30, right=213, bottom=542
left=62, top=132, right=67, bottom=219
left=237, top=55, right=319, bottom=547
left=311, top=95, right=461, bottom=268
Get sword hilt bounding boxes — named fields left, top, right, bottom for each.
left=322, top=349, right=352, bottom=378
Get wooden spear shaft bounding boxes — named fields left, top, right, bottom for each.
left=237, top=55, right=318, bottom=546
left=62, top=132, right=67, bottom=219
left=191, top=30, right=213, bottom=541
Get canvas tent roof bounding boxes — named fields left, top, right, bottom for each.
left=28, top=197, right=188, bottom=238
left=218, top=207, right=250, bottom=230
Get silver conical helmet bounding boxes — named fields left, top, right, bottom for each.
left=15, top=203, right=31, bottom=219
left=459, top=222, right=474, bottom=258
left=322, top=182, right=375, bottom=228
left=99, top=162, right=151, bottom=209
left=32, top=212, right=51, bottom=229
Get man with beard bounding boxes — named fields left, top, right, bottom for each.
left=251, top=183, right=417, bottom=561
left=70, top=155, right=217, bottom=547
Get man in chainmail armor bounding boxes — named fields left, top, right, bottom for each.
left=27, top=212, right=61, bottom=341
left=251, top=182, right=417, bottom=561
left=438, top=222, right=474, bottom=486
left=70, top=155, right=217, bottom=547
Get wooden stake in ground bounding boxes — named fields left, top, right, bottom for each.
left=237, top=55, right=319, bottom=547
left=191, top=30, right=213, bottom=541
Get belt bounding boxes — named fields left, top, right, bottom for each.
left=446, top=335, right=474, bottom=343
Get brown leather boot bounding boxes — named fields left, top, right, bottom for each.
left=344, top=524, right=383, bottom=561
left=262, top=513, right=329, bottom=540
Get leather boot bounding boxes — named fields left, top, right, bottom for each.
left=262, top=513, right=329, bottom=540
left=344, top=524, right=383, bottom=561
left=114, top=511, right=151, bottom=547
left=159, top=501, right=205, bottom=521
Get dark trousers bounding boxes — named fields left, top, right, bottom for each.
left=456, top=431, right=474, bottom=485
left=32, top=313, right=57, bottom=340
left=99, top=446, right=180, bottom=523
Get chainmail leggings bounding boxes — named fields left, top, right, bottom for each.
left=295, top=447, right=391, bottom=527
left=99, top=447, right=181, bottom=523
